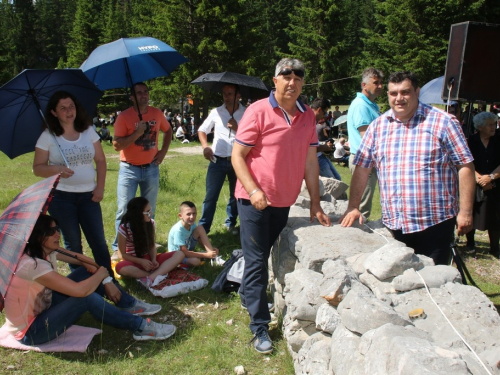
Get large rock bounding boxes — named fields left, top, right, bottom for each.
left=364, top=219, right=394, bottom=238
left=291, top=225, right=389, bottom=273
left=346, top=252, right=372, bottom=276
left=282, top=314, right=317, bottom=354
left=330, top=325, right=364, bottom=375
left=316, top=303, right=341, bottom=334
left=270, top=192, right=500, bottom=374
left=359, top=271, right=396, bottom=302
left=284, top=269, right=324, bottom=322
left=360, top=324, right=472, bottom=375
left=364, top=243, right=423, bottom=280
left=319, top=259, right=357, bottom=306
left=294, top=194, right=348, bottom=217
left=391, top=282, right=500, bottom=353
left=319, top=176, right=349, bottom=199
left=392, top=265, right=462, bottom=292
left=299, top=179, right=325, bottom=198
left=296, top=332, right=333, bottom=375
left=337, top=284, right=412, bottom=335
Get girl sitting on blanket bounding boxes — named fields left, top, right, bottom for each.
left=3, top=214, right=176, bottom=345
left=115, top=197, right=184, bottom=288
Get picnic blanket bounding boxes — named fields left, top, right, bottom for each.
left=145, top=269, right=208, bottom=298
left=0, top=324, right=101, bottom=352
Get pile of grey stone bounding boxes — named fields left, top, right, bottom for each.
left=270, top=177, right=500, bottom=374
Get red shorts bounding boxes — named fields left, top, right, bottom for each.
left=115, top=252, right=177, bottom=274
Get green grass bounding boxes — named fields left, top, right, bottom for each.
left=0, top=140, right=497, bottom=374
left=0, top=139, right=294, bottom=375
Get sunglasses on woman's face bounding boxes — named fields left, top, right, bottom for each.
left=143, top=209, right=152, bottom=218
left=46, top=225, right=61, bottom=236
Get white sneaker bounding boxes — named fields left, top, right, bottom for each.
left=211, top=256, right=225, bottom=266
left=133, top=318, right=176, bottom=341
left=122, top=299, right=161, bottom=316
left=151, top=274, right=168, bottom=287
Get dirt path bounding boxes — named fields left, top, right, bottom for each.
left=106, top=145, right=203, bottom=159
left=166, top=145, right=203, bottom=157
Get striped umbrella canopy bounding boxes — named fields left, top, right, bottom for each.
left=0, top=175, right=60, bottom=310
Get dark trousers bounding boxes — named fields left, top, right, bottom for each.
left=390, top=217, right=456, bottom=265
left=237, top=199, right=290, bottom=334
left=466, top=228, right=500, bottom=255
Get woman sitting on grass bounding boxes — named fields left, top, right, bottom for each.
left=115, top=197, right=184, bottom=288
left=4, top=214, right=176, bottom=345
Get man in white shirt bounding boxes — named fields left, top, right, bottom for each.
left=197, top=84, right=245, bottom=234
left=333, top=137, right=350, bottom=166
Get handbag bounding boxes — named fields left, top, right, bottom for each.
left=475, top=185, right=486, bottom=202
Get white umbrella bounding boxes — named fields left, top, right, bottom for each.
left=333, top=114, right=347, bottom=127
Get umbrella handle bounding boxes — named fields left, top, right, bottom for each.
left=49, top=132, right=70, bottom=168
left=124, top=59, right=143, bottom=121
left=35, top=102, right=70, bottom=167
left=37, top=107, right=70, bottom=167
left=55, top=248, right=99, bottom=269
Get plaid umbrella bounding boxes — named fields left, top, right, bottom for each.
left=0, top=175, right=60, bottom=310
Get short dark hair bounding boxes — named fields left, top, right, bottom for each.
left=388, top=71, right=419, bottom=91
left=132, top=82, right=148, bottom=94
left=45, top=91, right=91, bottom=136
left=180, top=201, right=196, bottom=211
left=310, top=98, right=330, bottom=113
left=222, top=83, right=240, bottom=94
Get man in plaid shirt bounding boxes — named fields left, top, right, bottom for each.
left=341, top=71, right=475, bottom=265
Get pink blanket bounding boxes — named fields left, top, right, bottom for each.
left=0, top=324, right=101, bottom=352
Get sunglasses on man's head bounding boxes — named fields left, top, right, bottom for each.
left=46, top=225, right=61, bottom=236
left=277, top=68, right=305, bottom=78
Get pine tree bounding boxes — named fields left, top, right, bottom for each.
left=35, top=0, right=76, bottom=69
left=65, top=0, right=103, bottom=68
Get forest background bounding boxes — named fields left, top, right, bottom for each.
left=2, top=0, right=500, bottom=121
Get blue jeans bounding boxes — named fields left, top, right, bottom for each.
left=318, top=154, right=341, bottom=180
left=19, top=267, right=142, bottom=346
left=112, top=162, right=160, bottom=250
left=237, top=199, right=290, bottom=334
left=48, top=190, right=112, bottom=275
left=198, top=158, right=238, bottom=233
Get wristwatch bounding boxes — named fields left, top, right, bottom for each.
left=102, top=276, right=113, bottom=285
left=490, top=173, right=496, bottom=181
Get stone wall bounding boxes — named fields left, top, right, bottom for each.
left=270, top=177, right=500, bottom=374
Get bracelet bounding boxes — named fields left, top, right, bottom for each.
left=102, top=276, right=113, bottom=285
left=248, top=188, right=261, bottom=198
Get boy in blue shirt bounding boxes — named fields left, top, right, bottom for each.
left=168, top=201, right=219, bottom=267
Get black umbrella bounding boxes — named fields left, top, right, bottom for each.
left=192, top=72, right=269, bottom=136
left=191, top=72, right=269, bottom=100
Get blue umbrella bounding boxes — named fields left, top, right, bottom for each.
left=0, top=69, right=103, bottom=159
left=80, top=37, right=188, bottom=91
left=419, top=76, right=457, bottom=105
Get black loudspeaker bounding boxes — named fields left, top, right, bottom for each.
left=443, top=22, right=500, bottom=103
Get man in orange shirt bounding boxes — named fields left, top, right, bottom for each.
left=111, top=82, right=172, bottom=256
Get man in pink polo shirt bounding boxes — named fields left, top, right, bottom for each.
left=232, top=58, right=331, bottom=354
